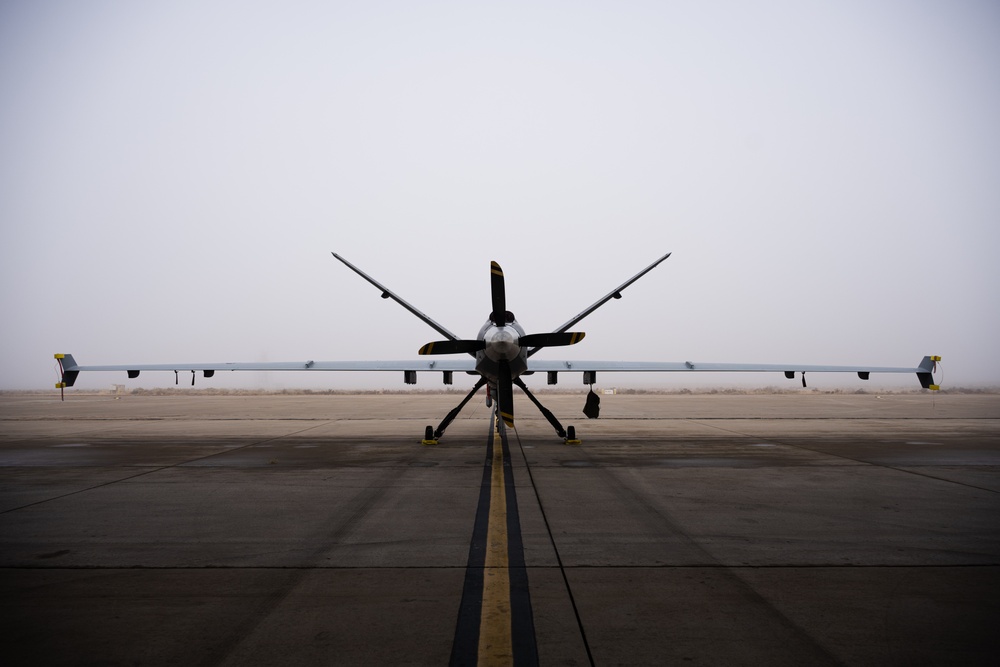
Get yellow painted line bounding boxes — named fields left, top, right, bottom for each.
left=478, top=430, right=512, bottom=665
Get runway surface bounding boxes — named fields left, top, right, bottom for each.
left=1, top=391, right=999, bottom=665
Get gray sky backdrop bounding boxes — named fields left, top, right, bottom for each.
left=2, top=1, right=998, bottom=391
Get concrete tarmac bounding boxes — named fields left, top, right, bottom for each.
left=1, top=391, right=998, bottom=665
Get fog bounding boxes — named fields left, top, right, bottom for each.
left=2, top=1, right=998, bottom=392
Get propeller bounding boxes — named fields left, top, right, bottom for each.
left=418, top=333, right=583, bottom=356
left=418, top=260, right=586, bottom=428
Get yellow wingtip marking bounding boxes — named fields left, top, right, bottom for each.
left=419, top=342, right=433, bottom=354
left=54, top=354, right=65, bottom=359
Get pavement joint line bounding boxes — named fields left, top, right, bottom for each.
left=0, top=420, right=336, bottom=515
left=595, top=416, right=1000, bottom=420
left=5, top=563, right=999, bottom=571
left=9, top=416, right=997, bottom=422
left=0, top=417, right=429, bottom=422
left=687, top=419, right=1000, bottom=495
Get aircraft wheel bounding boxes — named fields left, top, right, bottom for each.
left=566, top=425, right=575, bottom=440
left=424, top=425, right=434, bottom=440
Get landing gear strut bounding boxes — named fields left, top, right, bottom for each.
left=513, top=378, right=580, bottom=444
left=422, top=377, right=488, bottom=445
left=513, top=377, right=566, bottom=438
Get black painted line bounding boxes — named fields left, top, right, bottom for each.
left=450, top=414, right=540, bottom=666
left=449, top=412, right=496, bottom=665
left=501, top=424, right=539, bottom=666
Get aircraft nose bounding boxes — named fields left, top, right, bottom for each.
left=487, top=327, right=519, bottom=361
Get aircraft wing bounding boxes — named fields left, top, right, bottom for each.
left=524, top=356, right=942, bottom=389
left=54, top=355, right=476, bottom=387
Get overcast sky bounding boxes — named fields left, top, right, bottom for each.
left=2, top=1, right=998, bottom=391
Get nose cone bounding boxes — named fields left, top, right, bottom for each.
left=484, top=326, right=520, bottom=361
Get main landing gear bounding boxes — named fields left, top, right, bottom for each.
left=421, top=378, right=580, bottom=445
left=513, top=377, right=579, bottom=444
left=422, top=377, right=488, bottom=445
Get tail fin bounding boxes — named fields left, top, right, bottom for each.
left=916, top=355, right=941, bottom=390
left=54, top=354, right=80, bottom=388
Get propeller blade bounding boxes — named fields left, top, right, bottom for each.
left=418, top=339, right=486, bottom=355
left=518, top=331, right=586, bottom=348
left=498, top=359, right=514, bottom=427
left=490, top=261, right=507, bottom=325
